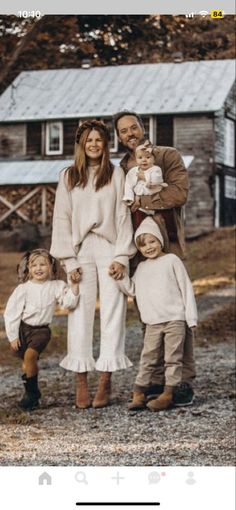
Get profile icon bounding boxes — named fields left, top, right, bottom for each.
left=186, top=472, right=196, bottom=485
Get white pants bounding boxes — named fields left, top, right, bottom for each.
left=60, top=233, right=132, bottom=373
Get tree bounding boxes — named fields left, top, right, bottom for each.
left=0, top=15, right=235, bottom=95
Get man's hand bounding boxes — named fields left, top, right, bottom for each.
left=108, top=261, right=125, bottom=280
left=130, top=195, right=141, bottom=213
left=69, top=268, right=82, bottom=284
left=11, top=338, right=20, bottom=352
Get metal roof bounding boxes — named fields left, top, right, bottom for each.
left=0, top=60, right=234, bottom=122
left=0, top=156, right=194, bottom=185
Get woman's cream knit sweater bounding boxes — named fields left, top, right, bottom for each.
left=50, top=165, right=136, bottom=272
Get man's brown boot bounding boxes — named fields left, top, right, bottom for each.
left=128, top=391, right=146, bottom=411
left=92, top=372, right=111, bottom=408
left=75, top=372, right=91, bottom=409
left=147, top=386, right=173, bottom=411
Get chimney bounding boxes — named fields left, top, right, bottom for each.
left=81, top=59, right=91, bottom=69
left=172, top=52, right=184, bottom=63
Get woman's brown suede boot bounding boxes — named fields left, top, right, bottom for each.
left=75, top=372, right=91, bottom=409
left=128, top=391, right=146, bottom=411
left=92, top=372, right=111, bottom=408
left=147, top=386, right=173, bottom=411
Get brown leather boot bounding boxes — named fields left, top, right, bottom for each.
left=75, top=372, right=91, bottom=409
left=92, top=372, right=111, bottom=408
left=128, top=391, right=146, bottom=411
left=147, top=386, right=173, bottom=411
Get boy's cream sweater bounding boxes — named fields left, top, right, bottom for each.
left=50, top=166, right=136, bottom=272
left=119, top=253, right=198, bottom=328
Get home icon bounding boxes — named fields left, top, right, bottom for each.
left=38, top=472, right=52, bottom=485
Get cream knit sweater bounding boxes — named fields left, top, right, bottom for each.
left=119, top=253, right=198, bottom=328
left=50, top=166, right=136, bottom=272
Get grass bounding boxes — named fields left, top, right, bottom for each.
left=185, top=226, right=235, bottom=295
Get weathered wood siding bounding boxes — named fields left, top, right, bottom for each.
left=0, top=124, right=26, bottom=158
left=174, top=115, right=214, bottom=236
left=214, top=83, right=236, bottom=165
left=214, top=84, right=236, bottom=226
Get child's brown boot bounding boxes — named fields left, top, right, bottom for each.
left=128, top=391, right=146, bottom=411
left=92, top=372, right=111, bottom=408
left=76, top=372, right=91, bottom=409
left=147, top=386, right=173, bottom=411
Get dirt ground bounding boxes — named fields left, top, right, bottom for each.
left=0, top=227, right=235, bottom=466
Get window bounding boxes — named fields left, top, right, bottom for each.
left=46, top=122, right=63, bottom=155
left=141, top=116, right=154, bottom=142
left=102, top=118, right=118, bottom=152
left=224, top=118, right=235, bottom=167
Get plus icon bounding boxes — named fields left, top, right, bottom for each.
left=111, top=472, right=125, bottom=485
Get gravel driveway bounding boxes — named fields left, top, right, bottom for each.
left=0, top=286, right=235, bottom=466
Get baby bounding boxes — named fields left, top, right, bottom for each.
left=123, top=140, right=168, bottom=213
left=4, top=249, right=80, bottom=411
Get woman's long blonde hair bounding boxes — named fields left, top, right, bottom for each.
left=66, top=120, right=114, bottom=191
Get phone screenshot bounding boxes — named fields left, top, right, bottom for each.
left=0, top=1, right=235, bottom=509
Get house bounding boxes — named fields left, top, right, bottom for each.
left=38, top=471, right=52, bottom=485
left=0, top=60, right=235, bottom=238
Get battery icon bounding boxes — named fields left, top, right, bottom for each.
left=210, top=10, right=224, bottom=18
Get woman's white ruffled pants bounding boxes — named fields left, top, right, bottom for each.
left=60, top=232, right=132, bottom=373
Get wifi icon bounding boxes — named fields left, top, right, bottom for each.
left=198, top=10, right=209, bottom=17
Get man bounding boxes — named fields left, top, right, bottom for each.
left=113, top=110, right=196, bottom=406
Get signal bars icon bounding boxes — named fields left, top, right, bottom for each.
left=185, top=12, right=196, bottom=18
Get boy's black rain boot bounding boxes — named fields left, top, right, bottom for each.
left=145, top=383, right=164, bottom=402
left=19, top=374, right=41, bottom=411
left=173, top=382, right=194, bottom=407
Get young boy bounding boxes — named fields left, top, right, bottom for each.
left=123, top=140, right=168, bottom=213
left=117, top=217, right=197, bottom=411
left=4, top=249, right=80, bottom=410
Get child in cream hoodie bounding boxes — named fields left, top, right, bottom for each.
left=117, top=217, right=198, bottom=411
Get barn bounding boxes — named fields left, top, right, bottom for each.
left=0, top=59, right=235, bottom=243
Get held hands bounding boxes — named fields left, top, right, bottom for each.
left=11, top=338, right=20, bottom=352
left=69, top=268, right=83, bottom=284
left=108, top=261, right=125, bottom=280
left=69, top=268, right=82, bottom=296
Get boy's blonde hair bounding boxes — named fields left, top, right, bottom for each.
left=17, top=249, right=58, bottom=283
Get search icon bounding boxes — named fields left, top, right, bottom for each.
left=75, top=471, right=88, bottom=484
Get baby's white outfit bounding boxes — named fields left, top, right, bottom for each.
left=123, top=165, right=166, bottom=213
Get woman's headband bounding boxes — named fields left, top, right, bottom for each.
left=75, top=120, right=110, bottom=144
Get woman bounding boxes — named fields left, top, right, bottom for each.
left=51, top=120, right=136, bottom=409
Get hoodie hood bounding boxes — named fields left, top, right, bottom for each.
left=134, top=217, right=164, bottom=247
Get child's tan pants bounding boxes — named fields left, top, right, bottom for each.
left=135, top=320, right=186, bottom=389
